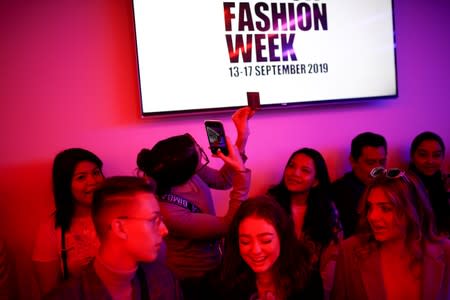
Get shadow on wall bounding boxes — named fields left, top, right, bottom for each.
left=0, top=161, right=53, bottom=300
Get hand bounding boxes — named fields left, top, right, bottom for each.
left=232, top=106, right=255, bottom=137
left=215, top=136, right=245, bottom=172
left=232, top=106, right=255, bottom=153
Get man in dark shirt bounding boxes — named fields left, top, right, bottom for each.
left=332, top=132, right=387, bottom=238
left=47, top=176, right=183, bottom=300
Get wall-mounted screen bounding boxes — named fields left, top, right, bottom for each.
left=132, top=0, right=397, bottom=116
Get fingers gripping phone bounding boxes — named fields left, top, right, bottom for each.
left=204, top=120, right=229, bottom=156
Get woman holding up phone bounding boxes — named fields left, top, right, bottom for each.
left=136, top=107, right=254, bottom=300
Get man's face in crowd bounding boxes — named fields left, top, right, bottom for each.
left=351, top=146, right=387, bottom=185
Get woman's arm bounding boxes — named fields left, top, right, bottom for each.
left=320, top=241, right=340, bottom=300
left=0, top=240, right=14, bottom=299
left=162, top=169, right=250, bottom=239
left=232, top=106, right=255, bottom=154
left=32, top=218, right=62, bottom=297
left=330, top=242, right=346, bottom=300
left=164, top=139, right=250, bottom=239
left=198, top=107, right=255, bottom=189
left=32, top=260, right=62, bottom=297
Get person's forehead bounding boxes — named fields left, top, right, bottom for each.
left=239, top=216, right=276, bottom=235
left=417, top=140, right=443, bottom=152
left=74, top=160, right=98, bottom=172
left=368, top=187, right=390, bottom=204
left=360, top=146, right=386, bottom=159
left=292, top=153, right=313, bottom=163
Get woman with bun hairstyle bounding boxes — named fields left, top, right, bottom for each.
left=136, top=107, right=254, bottom=299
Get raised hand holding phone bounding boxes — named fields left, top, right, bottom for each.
left=205, top=120, right=229, bottom=156
left=214, top=136, right=245, bottom=172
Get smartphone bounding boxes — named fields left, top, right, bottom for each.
left=247, top=92, right=260, bottom=110
left=204, top=120, right=229, bottom=156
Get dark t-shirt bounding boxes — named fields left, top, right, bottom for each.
left=45, top=260, right=183, bottom=300
left=410, top=167, right=450, bottom=236
left=331, top=172, right=365, bottom=238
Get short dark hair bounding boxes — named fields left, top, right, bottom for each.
left=53, top=148, right=103, bottom=231
left=92, top=176, right=156, bottom=240
left=410, top=131, right=445, bottom=157
left=136, top=134, right=199, bottom=195
left=350, top=132, right=387, bottom=160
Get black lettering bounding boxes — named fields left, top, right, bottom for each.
left=280, top=34, right=297, bottom=61
left=254, top=3, right=270, bottom=31
left=313, top=3, right=328, bottom=30
left=223, top=2, right=235, bottom=31
left=226, top=34, right=253, bottom=63
left=270, top=2, right=287, bottom=31
left=238, top=3, right=254, bottom=31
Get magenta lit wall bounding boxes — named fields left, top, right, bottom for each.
left=0, top=1, right=449, bottom=299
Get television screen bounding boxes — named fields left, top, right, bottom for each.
left=132, top=0, right=397, bottom=116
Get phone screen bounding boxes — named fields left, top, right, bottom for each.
left=205, top=121, right=228, bottom=155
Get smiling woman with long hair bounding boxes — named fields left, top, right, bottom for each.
left=218, top=196, right=313, bottom=300
left=408, top=131, right=449, bottom=236
left=32, top=148, right=105, bottom=297
left=268, top=148, right=342, bottom=299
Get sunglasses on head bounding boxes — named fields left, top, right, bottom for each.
left=370, top=167, right=405, bottom=179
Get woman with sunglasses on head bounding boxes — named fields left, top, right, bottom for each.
left=32, top=148, right=105, bottom=297
left=268, top=148, right=342, bottom=299
left=331, top=167, right=450, bottom=300
left=215, top=196, right=313, bottom=300
left=409, top=131, right=450, bottom=237
left=136, top=107, right=254, bottom=299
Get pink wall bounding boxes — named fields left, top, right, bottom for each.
left=1, top=1, right=449, bottom=298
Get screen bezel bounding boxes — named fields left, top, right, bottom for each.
left=131, top=1, right=398, bottom=118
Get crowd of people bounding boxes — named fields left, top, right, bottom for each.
left=1, top=107, right=449, bottom=300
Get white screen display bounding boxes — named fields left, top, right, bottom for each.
left=132, top=0, right=397, bottom=116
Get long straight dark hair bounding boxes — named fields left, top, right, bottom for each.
left=52, top=148, right=103, bottom=231
left=221, top=196, right=311, bottom=298
left=268, top=148, right=338, bottom=247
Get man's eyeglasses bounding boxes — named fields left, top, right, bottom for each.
left=370, top=167, right=405, bottom=179
left=117, top=213, right=164, bottom=230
